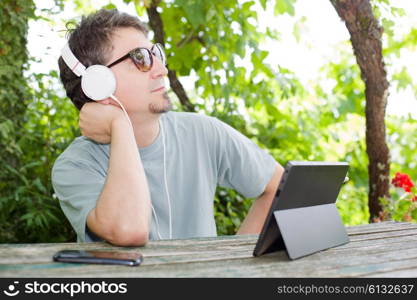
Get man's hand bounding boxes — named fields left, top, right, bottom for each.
left=79, top=101, right=127, bottom=144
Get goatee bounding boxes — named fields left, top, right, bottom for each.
left=149, top=91, right=173, bottom=114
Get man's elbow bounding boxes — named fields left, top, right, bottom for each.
left=107, top=227, right=149, bottom=247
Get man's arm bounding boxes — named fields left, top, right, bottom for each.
left=82, top=103, right=151, bottom=246
left=237, top=164, right=284, bottom=235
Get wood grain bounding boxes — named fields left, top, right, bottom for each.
left=1, top=221, right=416, bottom=277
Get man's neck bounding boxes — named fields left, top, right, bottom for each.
left=129, top=114, right=161, bottom=148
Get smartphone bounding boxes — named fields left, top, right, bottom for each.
left=53, top=250, right=143, bottom=266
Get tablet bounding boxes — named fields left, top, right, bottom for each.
left=253, top=161, right=349, bottom=259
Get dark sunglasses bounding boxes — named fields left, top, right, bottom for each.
left=106, top=43, right=166, bottom=71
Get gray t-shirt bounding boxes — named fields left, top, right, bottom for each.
left=51, top=112, right=277, bottom=242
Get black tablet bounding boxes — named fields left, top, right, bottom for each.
left=253, top=161, right=349, bottom=259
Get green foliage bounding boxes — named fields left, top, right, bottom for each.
left=274, top=0, right=295, bottom=16
left=372, top=0, right=417, bottom=221
left=379, top=191, right=417, bottom=223
left=0, top=68, right=79, bottom=242
left=0, top=0, right=77, bottom=242
left=385, top=115, right=417, bottom=223
left=378, top=168, right=417, bottom=223
left=0, top=0, right=36, bottom=242
left=17, top=70, right=79, bottom=242
left=375, top=1, right=417, bottom=98
left=214, top=187, right=250, bottom=235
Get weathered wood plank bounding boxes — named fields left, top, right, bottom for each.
left=2, top=241, right=416, bottom=278
left=346, top=221, right=417, bottom=235
left=366, top=268, right=417, bottom=277
left=1, top=233, right=417, bottom=277
left=1, top=227, right=416, bottom=267
left=2, top=223, right=416, bottom=265
left=346, top=228, right=417, bottom=243
left=0, top=227, right=417, bottom=264
left=0, top=221, right=414, bottom=257
left=1, top=221, right=414, bottom=251
left=1, top=222, right=416, bottom=277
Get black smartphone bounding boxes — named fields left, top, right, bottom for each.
left=53, top=250, right=143, bottom=266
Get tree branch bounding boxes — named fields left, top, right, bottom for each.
left=146, top=0, right=195, bottom=112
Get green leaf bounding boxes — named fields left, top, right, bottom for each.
left=176, top=0, right=206, bottom=28
left=33, top=178, right=47, bottom=194
left=392, top=67, right=413, bottom=92
left=102, top=3, right=117, bottom=10
left=274, top=0, right=295, bottom=16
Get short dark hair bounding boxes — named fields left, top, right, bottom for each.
left=58, top=9, right=149, bottom=110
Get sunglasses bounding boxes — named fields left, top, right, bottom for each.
left=106, top=43, right=166, bottom=71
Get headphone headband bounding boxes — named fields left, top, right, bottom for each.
left=61, top=43, right=86, bottom=77
left=60, top=42, right=116, bottom=101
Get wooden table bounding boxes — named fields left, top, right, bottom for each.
left=1, top=221, right=417, bottom=277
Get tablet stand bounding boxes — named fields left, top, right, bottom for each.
left=273, top=203, right=349, bottom=260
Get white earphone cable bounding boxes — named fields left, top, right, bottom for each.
left=110, top=95, right=132, bottom=129
left=110, top=94, right=171, bottom=240
left=151, top=205, right=163, bottom=240
left=160, top=119, right=173, bottom=239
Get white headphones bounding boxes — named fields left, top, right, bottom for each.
left=61, top=43, right=173, bottom=240
left=61, top=43, right=117, bottom=101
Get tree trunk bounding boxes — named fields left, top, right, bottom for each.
left=146, top=0, right=195, bottom=112
left=330, top=0, right=390, bottom=221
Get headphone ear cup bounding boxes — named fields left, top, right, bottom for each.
left=81, top=65, right=116, bottom=101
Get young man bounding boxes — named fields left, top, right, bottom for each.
left=52, top=9, right=283, bottom=246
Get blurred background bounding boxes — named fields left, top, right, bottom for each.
left=0, top=0, right=416, bottom=243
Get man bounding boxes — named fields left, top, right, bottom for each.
left=52, top=9, right=283, bottom=246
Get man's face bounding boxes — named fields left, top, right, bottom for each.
left=107, top=27, right=171, bottom=116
